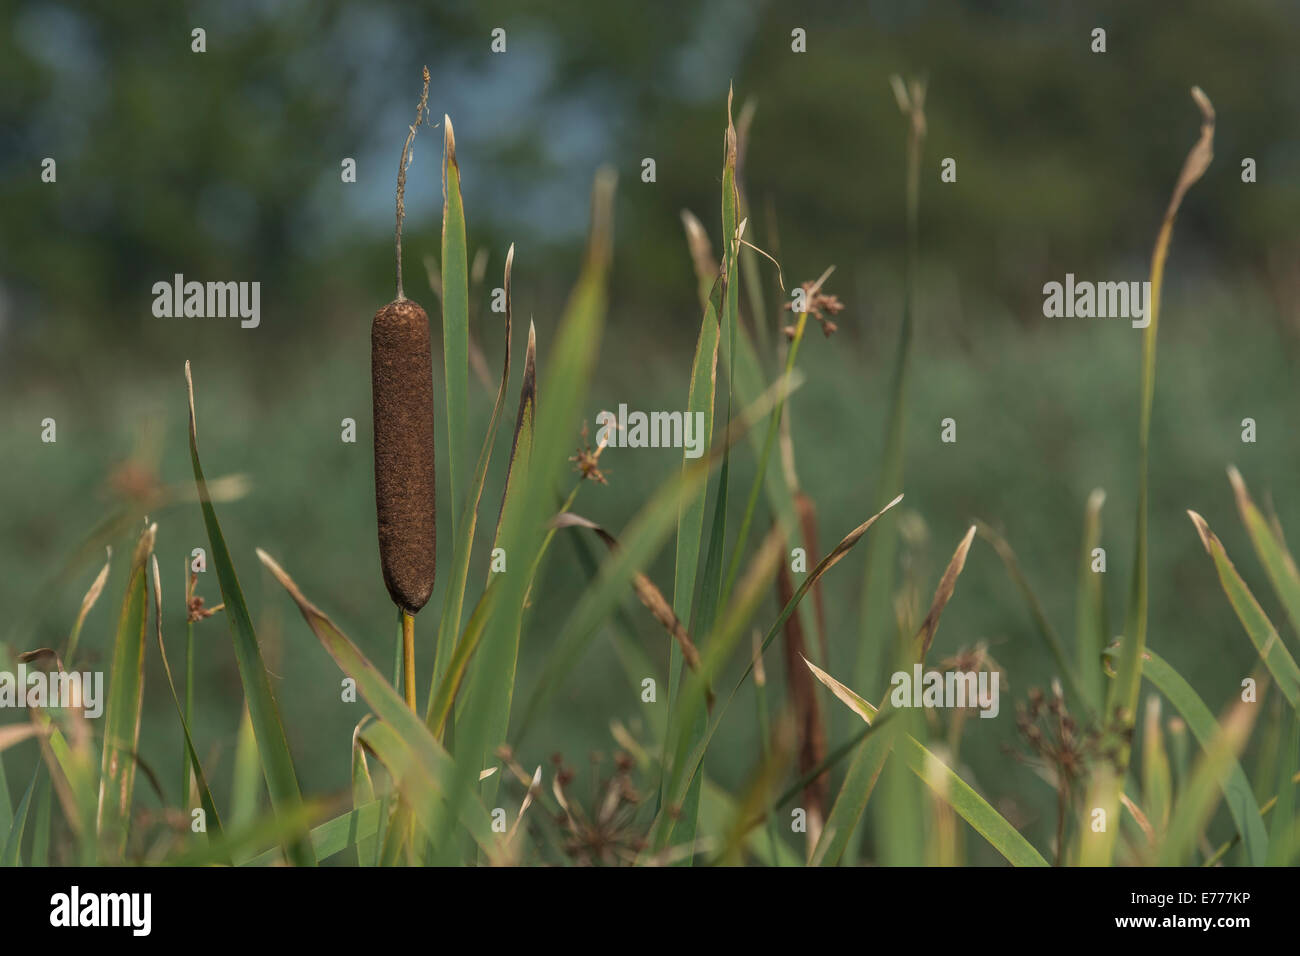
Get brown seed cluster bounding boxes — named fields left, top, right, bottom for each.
left=372, top=298, right=438, bottom=613
left=550, top=750, right=646, bottom=865
left=783, top=279, right=845, bottom=338
left=569, top=420, right=611, bottom=485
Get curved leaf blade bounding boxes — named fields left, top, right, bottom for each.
left=186, top=362, right=315, bottom=867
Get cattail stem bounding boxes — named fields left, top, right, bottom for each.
left=394, top=66, right=431, bottom=301
left=402, top=610, right=417, bottom=710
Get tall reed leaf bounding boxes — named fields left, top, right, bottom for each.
left=149, top=555, right=226, bottom=857
left=978, top=522, right=1092, bottom=718
left=186, top=363, right=315, bottom=866
left=1267, top=716, right=1299, bottom=865
left=1228, top=466, right=1300, bottom=647
left=856, top=76, right=926, bottom=696
left=436, top=170, right=616, bottom=860
left=1105, top=646, right=1267, bottom=865
left=442, top=116, right=471, bottom=539
left=96, top=520, right=154, bottom=859
left=257, top=549, right=498, bottom=856
left=1157, top=691, right=1257, bottom=865
left=655, top=497, right=903, bottom=850
left=804, top=658, right=1045, bottom=866
left=1075, top=490, right=1108, bottom=711
left=1112, top=86, right=1216, bottom=740
left=2, top=770, right=37, bottom=866
left=514, top=370, right=802, bottom=744
left=433, top=245, right=515, bottom=695
left=1188, top=511, right=1300, bottom=710
left=1098, top=86, right=1214, bottom=867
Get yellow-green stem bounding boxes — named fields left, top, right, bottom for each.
left=402, top=610, right=416, bottom=711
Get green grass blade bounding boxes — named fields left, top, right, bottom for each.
left=441, top=116, right=471, bottom=540
left=186, top=363, right=315, bottom=866
left=898, top=734, right=1046, bottom=866
left=665, top=94, right=742, bottom=861
left=228, top=703, right=260, bottom=862
left=1141, top=696, right=1173, bottom=838
left=96, top=520, right=154, bottom=859
left=513, top=370, right=801, bottom=745
left=855, top=77, right=926, bottom=698
left=815, top=721, right=896, bottom=866
left=978, top=521, right=1092, bottom=718
left=150, top=555, right=226, bottom=857
left=29, top=774, right=50, bottom=866
left=493, top=320, right=536, bottom=548
left=351, top=718, right=377, bottom=866
left=433, top=245, right=515, bottom=697
left=671, top=277, right=722, bottom=632
left=65, top=547, right=111, bottom=668
left=181, top=600, right=194, bottom=809
left=665, top=445, right=731, bottom=859
left=1158, top=692, right=1257, bottom=865
left=358, top=721, right=497, bottom=859
left=427, top=583, right=497, bottom=739
left=721, top=307, right=809, bottom=609
left=1189, top=511, right=1300, bottom=710
left=0, top=749, right=11, bottom=838
left=257, top=549, right=497, bottom=857
left=425, top=319, right=534, bottom=739
left=655, top=498, right=902, bottom=851
left=1267, top=715, right=1299, bottom=865
left=1229, top=467, right=1300, bottom=649
left=664, top=274, right=724, bottom=863
left=2, top=769, right=38, bottom=866
left=443, top=174, right=617, bottom=855
left=246, top=801, right=383, bottom=867
left=1102, top=87, right=1215, bottom=867
left=1075, top=489, right=1108, bottom=712
left=168, top=800, right=323, bottom=867
left=34, top=718, right=97, bottom=864
left=804, top=657, right=1045, bottom=866
left=1108, top=647, right=1268, bottom=865
left=701, top=779, right=801, bottom=866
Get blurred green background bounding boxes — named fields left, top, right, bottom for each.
left=2, top=0, right=1298, bottom=862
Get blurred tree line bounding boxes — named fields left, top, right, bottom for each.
left=2, top=0, right=1296, bottom=373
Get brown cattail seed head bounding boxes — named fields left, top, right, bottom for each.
left=372, top=298, right=437, bottom=613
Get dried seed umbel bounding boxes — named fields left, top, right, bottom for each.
left=373, top=69, right=437, bottom=706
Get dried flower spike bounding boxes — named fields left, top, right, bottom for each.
left=373, top=68, right=437, bottom=708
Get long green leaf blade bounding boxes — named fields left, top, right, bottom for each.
left=2, top=770, right=38, bottom=866
left=186, top=362, right=315, bottom=867
left=440, top=172, right=617, bottom=861
left=1111, top=646, right=1268, bottom=865
left=433, top=245, right=514, bottom=697
left=96, top=520, right=153, bottom=859
left=1229, top=466, right=1300, bottom=650
left=1189, top=510, right=1300, bottom=710
left=149, top=555, right=226, bottom=857
left=442, top=116, right=471, bottom=539
left=257, top=549, right=497, bottom=857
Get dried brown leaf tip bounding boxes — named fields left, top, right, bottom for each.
left=783, top=275, right=844, bottom=338
left=185, top=569, right=224, bottom=622
left=570, top=419, right=611, bottom=485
